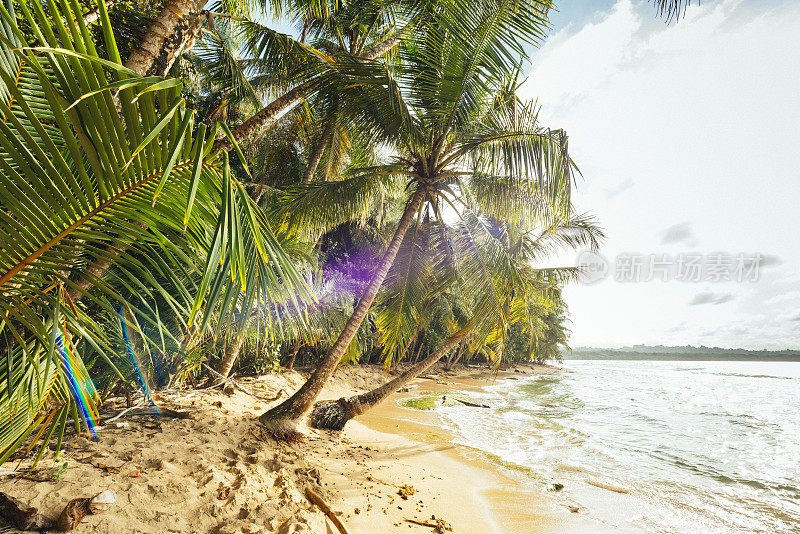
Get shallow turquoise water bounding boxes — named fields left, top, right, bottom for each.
left=435, top=360, right=800, bottom=533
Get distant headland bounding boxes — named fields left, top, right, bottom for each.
left=564, top=345, right=800, bottom=362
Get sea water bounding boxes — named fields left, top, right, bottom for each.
left=434, top=360, right=800, bottom=533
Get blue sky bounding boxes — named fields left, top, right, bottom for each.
left=521, top=0, right=800, bottom=349
left=546, top=0, right=619, bottom=32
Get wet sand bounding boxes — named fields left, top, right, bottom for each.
left=334, top=365, right=610, bottom=533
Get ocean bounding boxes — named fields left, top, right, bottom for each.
left=434, top=360, right=800, bottom=533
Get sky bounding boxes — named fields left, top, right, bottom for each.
left=520, top=0, right=800, bottom=349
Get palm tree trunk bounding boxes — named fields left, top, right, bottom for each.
left=217, top=335, right=245, bottom=379
left=286, top=340, right=300, bottom=370
left=125, top=0, right=206, bottom=76
left=257, top=189, right=425, bottom=439
left=412, top=339, right=423, bottom=362
left=309, top=334, right=463, bottom=430
left=361, top=36, right=400, bottom=61
left=212, top=79, right=321, bottom=154
left=74, top=0, right=120, bottom=28
left=302, top=118, right=335, bottom=183
left=445, top=342, right=463, bottom=369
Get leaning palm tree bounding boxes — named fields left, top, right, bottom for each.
left=209, top=0, right=419, bottom=154
left=256, top=0, right=572, bottom=439
left=0, top=0, right=307, bottom=461
left=287, top=0, right=421, bottom=182
left=309, top=207, right=603, bottom=430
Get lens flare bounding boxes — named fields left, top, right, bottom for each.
left=118, top=305, right=160, bottom=415
left=56, top=330, right=99, bottom=437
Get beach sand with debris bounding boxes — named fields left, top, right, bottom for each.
left=1, top=364, right=600, bottom=533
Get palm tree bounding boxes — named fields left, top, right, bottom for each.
left=289, top=0, right=418, bottom=182
left=167, top=0, right=695, bottom=380
left=0, top=0, right=307, bottom=461
left=256, top=0, right=575, bottom=439
left=309, top=207, right=603, bottom=430
left=209, top=0, right=418, bottom=154
left=534, top=303, right=571, bottom=363
left=175, top=0, right=408, bottom=377
left=103, top=0, right=696, bottom=153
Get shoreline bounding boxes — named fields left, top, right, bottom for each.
left=1, top=363, right=618, bottom=533
left=340, top=364, right=613, bottom=534
left=337, top=366, right=555, bottom=533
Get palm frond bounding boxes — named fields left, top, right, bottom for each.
left=373, top=215, right=435, bottom=365
left=273, top=167, right=406, bottom=239
left=652, top=0, right=694, bottom=22
left=0, top=0, right=308, bottom=461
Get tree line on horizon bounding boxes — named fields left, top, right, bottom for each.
left=0, top=0, right=688, bottom=459
left=566, top=346, right=800, bottom=361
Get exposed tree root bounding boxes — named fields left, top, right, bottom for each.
left=308, top=399, right=357, bottom=431
left=256, top=416, right=306, bottom=443
left=267, top=389, right=284, bottom=402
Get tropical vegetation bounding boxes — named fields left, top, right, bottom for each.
left=0, top=0, right=690, bottom=463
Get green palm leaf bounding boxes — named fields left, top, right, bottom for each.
left=0, top=0, right=309, bottom=460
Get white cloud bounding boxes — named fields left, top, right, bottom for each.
left=765, top=291, right=800, bottom=306
left=527, top=0, right=800, bottom=349
left=689, top=291, right=735, bottom=306
left=604, top=177, right=635, bottom=199
left=660, top=222, right=695, bottom=246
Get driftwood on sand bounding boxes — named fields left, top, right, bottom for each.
left=404, top=517, right=454, bottom=532
left=113, top=407, right=194, bottom=420
left=586, top=479, right=629, bottom=494
left=453, top=398, right=490, bottom=408
left=201, top=363, right=283, bottom=402
left=66, top=404, right=195, bottom=428
left=0, top=491, right=53, bottom=530
left=304, top=486, right=351, bottom=534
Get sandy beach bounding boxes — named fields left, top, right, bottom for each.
left=329, top=366, right=608, bottom=534
left=0, top=364, right=610, bottom=533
